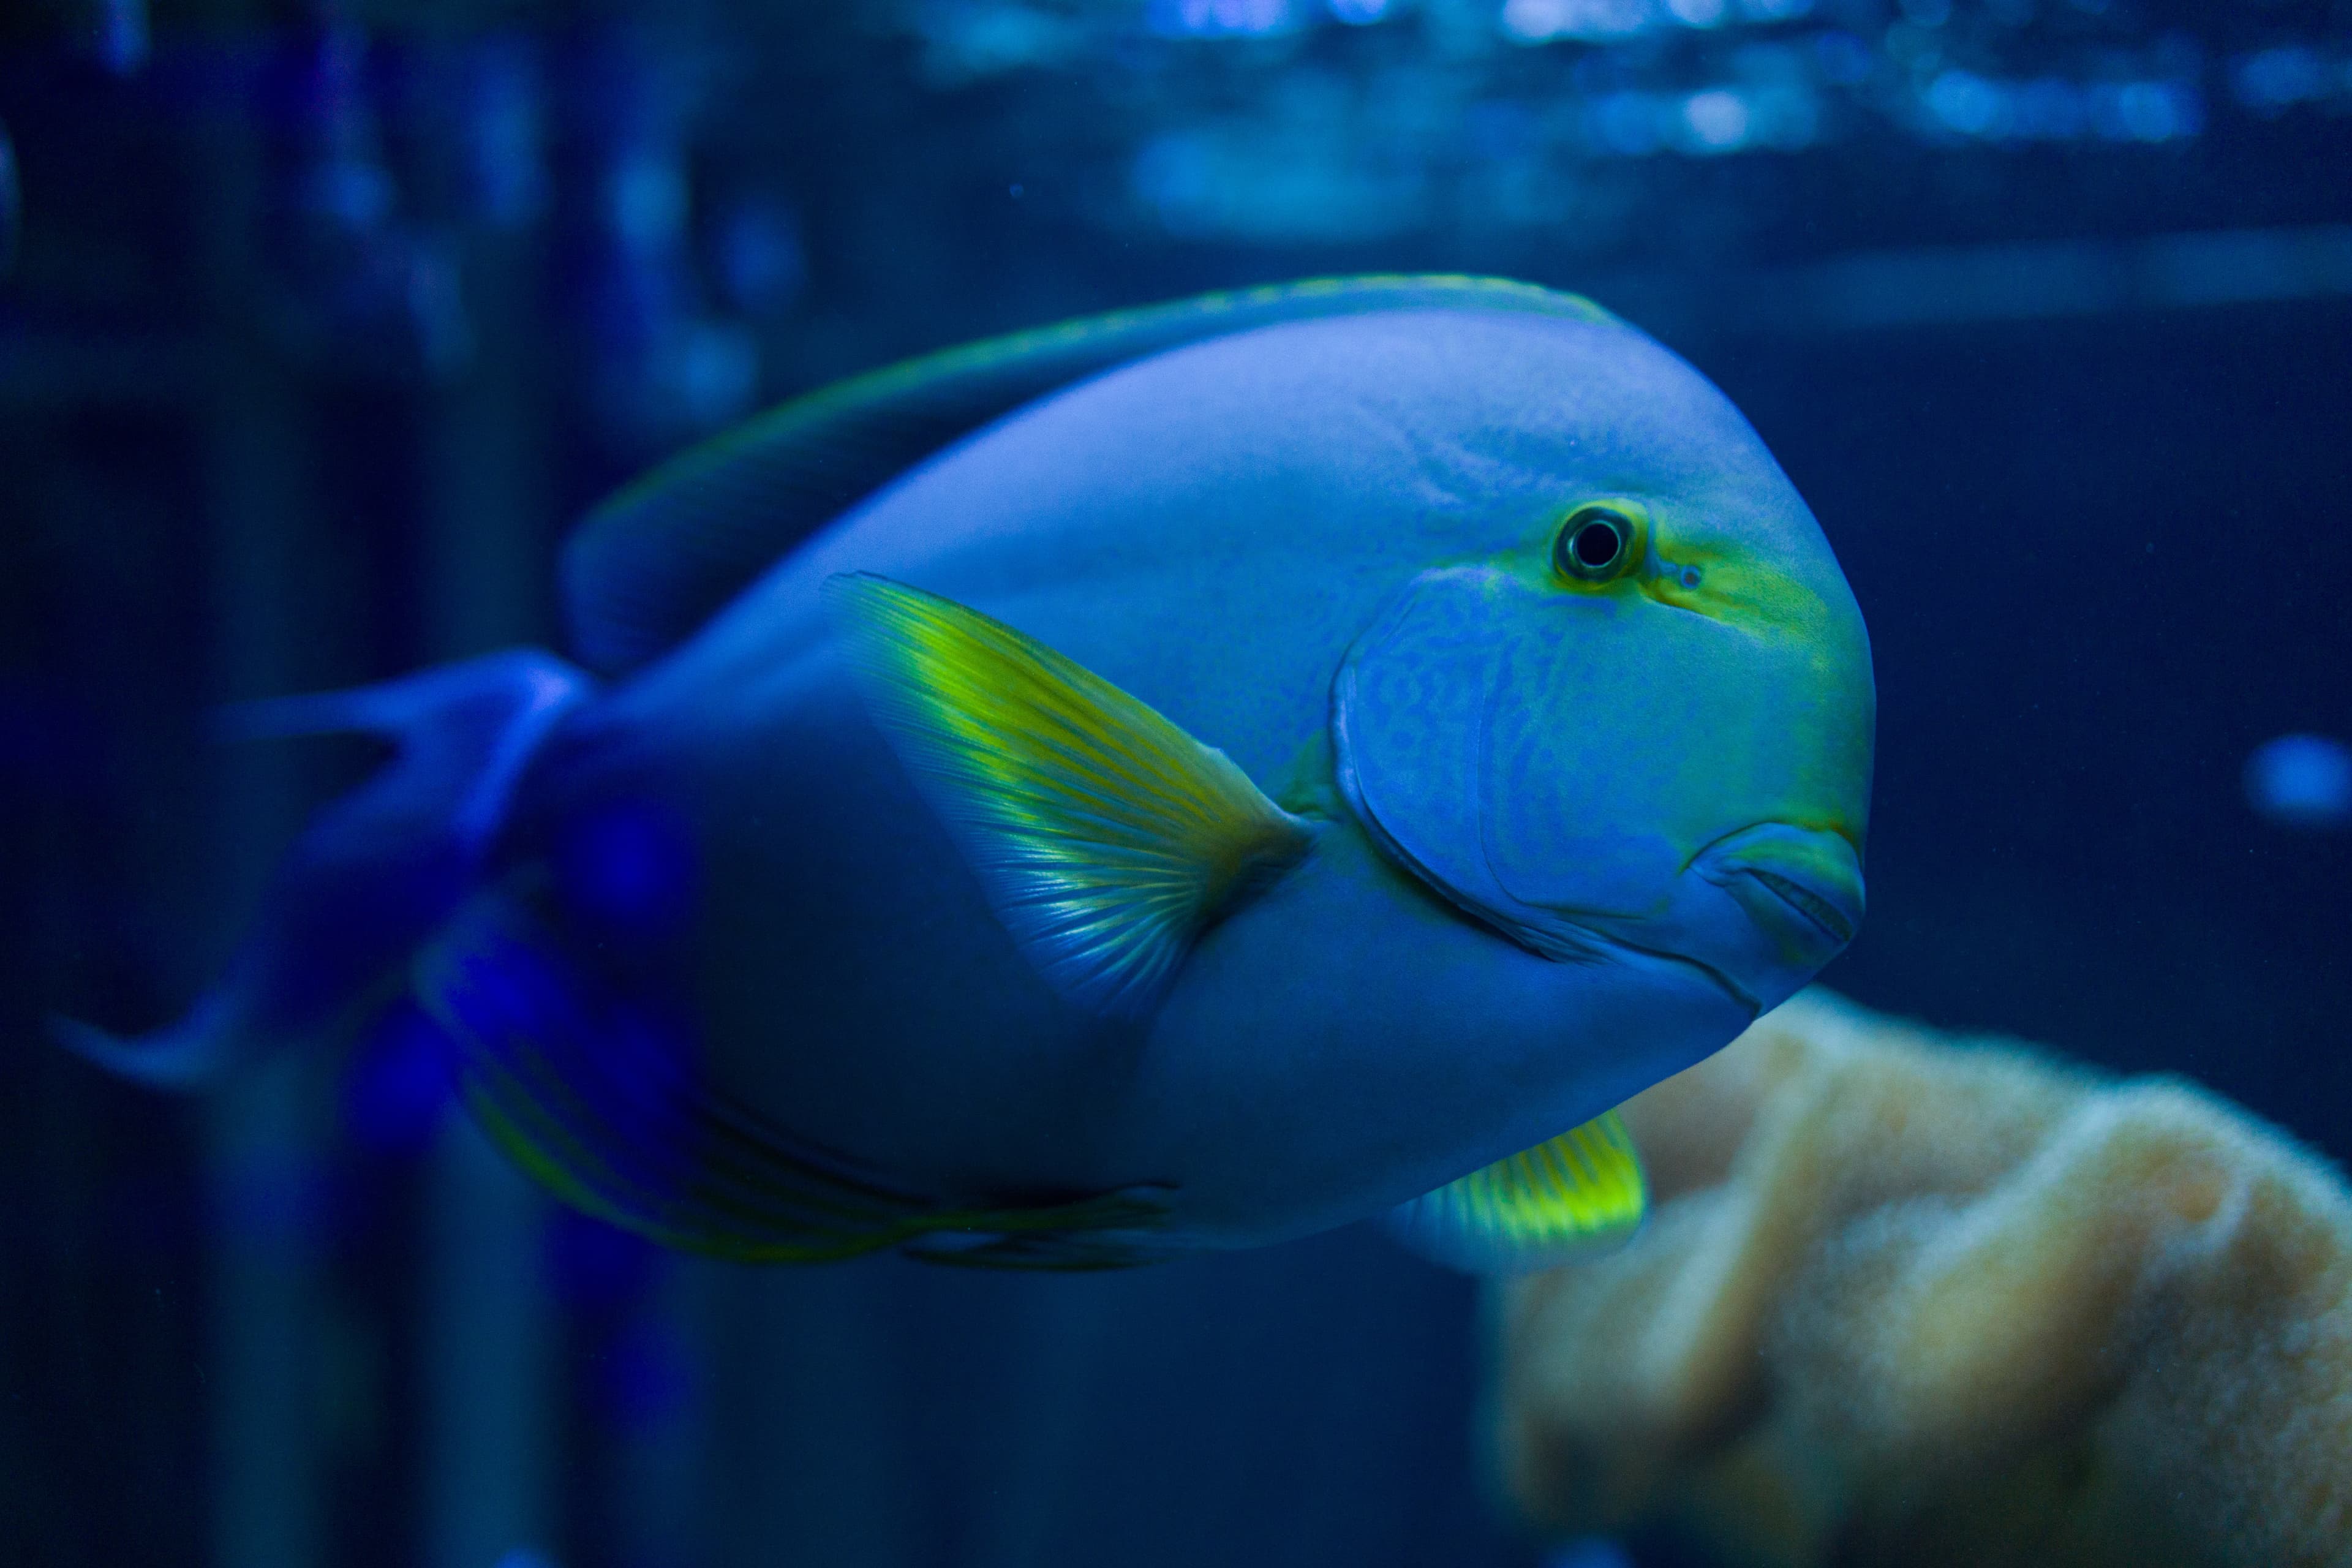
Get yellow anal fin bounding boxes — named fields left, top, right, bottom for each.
left=1386, top=1109, right=1648, bottom=1273
left=825, top=573, right=1313, bottom=1017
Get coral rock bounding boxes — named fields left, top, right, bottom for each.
left=1493, top=990, right=2352, bottom=1567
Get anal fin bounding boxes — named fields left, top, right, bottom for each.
left=898, top=1196, right=1181, bottom=1272
left=423, top=896, right=1177, bottom=1267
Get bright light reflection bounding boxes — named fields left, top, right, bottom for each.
left=2246, top=734, right=2352, bottom=831
left=2093, top=80, right=2199, bottom=141
left=1682, top=88, right=1752, bottom=149
left=1159, top=0, right=1292, bottom=36
left=1928, top=70, right=2004, bottom=135
left=1501, top=0, right=1652, bottom=42
left=1920, top=72, right=2196, bottom=143
left=2233, top=47, right=2330, bottom=115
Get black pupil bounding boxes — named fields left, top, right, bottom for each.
left=1571, top=517, right=1624, bottom=570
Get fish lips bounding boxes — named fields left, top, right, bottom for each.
left=1504, top=824, right=1863, bottom=1017
left=1691, top=821, right=1864, bottom=1003
left=1338, top=692, right=1866, bottom=1012
left=1699, top=822, right=1863, bottom=948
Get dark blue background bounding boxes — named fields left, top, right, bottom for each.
left=4, top=4, right=2348, bottom=1566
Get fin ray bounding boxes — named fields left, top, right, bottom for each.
left=824, top=573, right=1312, bottom=1016
left=1386, top=1109, right=1648, bottom=1273
left=422, top=899, right=1178, bottom=1266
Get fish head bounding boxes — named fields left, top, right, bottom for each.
left=1333, top=472, right=1874, bottom=1019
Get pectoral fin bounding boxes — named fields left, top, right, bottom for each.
left=1385, top=1109, right=1648, bottom=1273
left=825, top=573, right=1312, bottom=1017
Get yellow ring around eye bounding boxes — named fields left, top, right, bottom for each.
left=1554, top=503, right=1643, bottom=584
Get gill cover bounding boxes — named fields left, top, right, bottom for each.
left=1333, top=553, right=1870, bottom=1012
left=1337, top=560, right=1729, bottom=960
left=1333, top=565, right=1568, bottom=957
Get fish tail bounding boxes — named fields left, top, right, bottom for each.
left=52, top=650, right=593, bottom=1089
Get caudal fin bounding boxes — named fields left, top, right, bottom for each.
left=52, top=649, right=591, bottom=1089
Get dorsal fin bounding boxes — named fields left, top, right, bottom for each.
left=560, top=275, right=1615, bottom=674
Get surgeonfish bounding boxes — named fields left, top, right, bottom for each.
left=59, top=276, right=1875, bottom=1271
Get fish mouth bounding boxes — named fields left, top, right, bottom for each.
left=1744, top=867, right=1856, bottom=944
left=1697, top=822, right=1866, bottom=961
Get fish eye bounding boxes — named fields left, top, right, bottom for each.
left=1555, top=507, right=1637, bottom=583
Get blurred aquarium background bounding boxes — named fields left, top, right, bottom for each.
left=2, top=0, right=2349, bottom=1564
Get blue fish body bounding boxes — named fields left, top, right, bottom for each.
left=67, top=281, right=1874, bottom=1269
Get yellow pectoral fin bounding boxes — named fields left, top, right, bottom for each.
left=824, top=573, right=1313, bottom=1017
left=1387, top=1109, right=1648, bottom=1273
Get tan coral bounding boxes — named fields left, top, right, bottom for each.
left=1493, top=989, right=2352, bottom=1568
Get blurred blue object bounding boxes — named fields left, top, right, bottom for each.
left=342, top=1001, right=458, bottom=1155
left=551, top=796, right=701, bottom=941
left=712, top=196, right=807, bottom=318
left=68, top=0, right=149, bottom=75
left=263, top=22, right=474, bottom=380
left=458, top=36, right=551, bottom=231
left=2234, top=46, right=2337, bottom=118
left=2245, top=734, right=2352, bottom=831
left=1541, top=1540, right=1634, bottom=1568
left=575, top=28, right=761, bottom=447
left=1148, top=0, right=1302, bottom=39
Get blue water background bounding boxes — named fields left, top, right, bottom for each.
left=2, top=3, right=2347, bottom=1565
